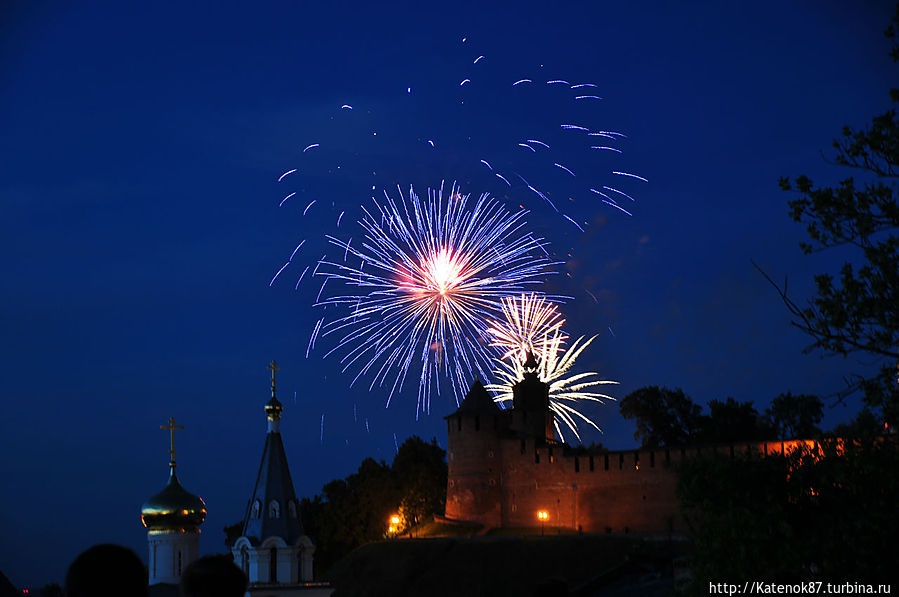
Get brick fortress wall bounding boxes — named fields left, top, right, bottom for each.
left=444, top=381, right=816, bottom=533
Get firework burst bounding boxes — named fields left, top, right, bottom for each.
left=485, top=331, right=618, bottom=443
left=487, top=293, right=565, bottom=362
left=314, top=182, right=558, bottom=413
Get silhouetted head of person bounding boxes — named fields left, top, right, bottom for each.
left=179, top=555, right=248, bottom=597
left=65, top=543, right=148, bottom=597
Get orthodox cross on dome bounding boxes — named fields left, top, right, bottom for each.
left=160, top=417, right=184, bottom=469
left=268, top=360, right=280, bottom=397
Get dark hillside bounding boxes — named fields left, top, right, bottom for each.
left=327, top=534, right=686, bottom=597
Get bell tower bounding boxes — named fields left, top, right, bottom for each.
left=141, top=417, right=207, bottom=586
left=231, top=361, right=315, bottom=586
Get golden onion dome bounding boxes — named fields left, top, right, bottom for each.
left=141, top=468, right=206, bottom=533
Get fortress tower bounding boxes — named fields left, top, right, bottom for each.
left=509, top=352, right=553, bottom=441
left=444, top=355, right=687, bottom=534
left=444, top=379, right=508, bottom=526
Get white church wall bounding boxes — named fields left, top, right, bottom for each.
left=148, top=531, right=198, bottom=585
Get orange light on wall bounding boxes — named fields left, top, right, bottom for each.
left=537, top=510, right=548, bottom=535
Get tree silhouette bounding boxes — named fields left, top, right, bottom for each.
left=619, top=386, right=703, bottom=448
left=292, top=435, right=446, bottom=577
left=765, top=392, right=823, bottom=439
left=758, top=5, right=899, bottom=425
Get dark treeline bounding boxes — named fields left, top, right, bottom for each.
left=299, top=436, right=446, bottom=577
left=619, top=386, right=832, bottom=448
left=677, top=437, right=898, bottom=587
left=677, top=3, right=899, bottom=587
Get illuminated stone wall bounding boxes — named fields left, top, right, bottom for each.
left=446, top=409, right=818, bottom=533
left=444, top=412, right=505, bottom=527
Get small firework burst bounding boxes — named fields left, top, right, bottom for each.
left=486, top=332, right=617, bottom=443
left=487, top=293, right=566, bottom=363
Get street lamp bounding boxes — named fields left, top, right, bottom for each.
left=388, top=514, right=400, bottom=537
left=537, top=510, right=548, bottom=535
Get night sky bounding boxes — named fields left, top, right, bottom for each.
left=1, top=1, right=894, bottom=588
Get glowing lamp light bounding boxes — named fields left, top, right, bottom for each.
left=387, top=514, right=401, bottom=537
left=537, top=510, right=549, bottom=535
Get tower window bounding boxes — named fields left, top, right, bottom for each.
left=574, top=457, right=580, bottom=472
left=269, top=500, right=280, bottom=519
left=534, top=449, right=540, bottom=464
left=289, top=500, right=297, bottom=518
left=241, top=548, right=249, bottom=575
left=177, top=550, right=182, bottom=576
left=252, top=500, right=261, bottom=519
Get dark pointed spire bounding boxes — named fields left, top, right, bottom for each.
left=242, top=362, right=303, bottom=544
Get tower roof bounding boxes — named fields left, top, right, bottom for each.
left=141, top=468, right=207, bottom=533
left=241, top=362, right=303, bottom=545
left=523, top=350, right=539, bottom=371
left=141, top=417, right=206, bottom=533
left=446, top=378, right=501, bottom=418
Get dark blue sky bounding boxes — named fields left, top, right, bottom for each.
left=1, top=1, right=894, bottom=588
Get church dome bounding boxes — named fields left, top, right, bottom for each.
left=141, top=468, right=207, bottom=533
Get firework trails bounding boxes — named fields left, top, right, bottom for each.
left=487, top=293, right=565, bottom=362
left=271, top=39, right=637, bottom=428
left=273, top=39, right=647, bottom=271
left=486, top=332, right=617, bottom=442
left=314, top=182, right=558, bottom=413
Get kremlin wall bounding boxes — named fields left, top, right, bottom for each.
left=443, top=358, right=816, bottom=534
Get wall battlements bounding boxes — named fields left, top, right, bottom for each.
left=444, top=380, right=819, bottom=533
